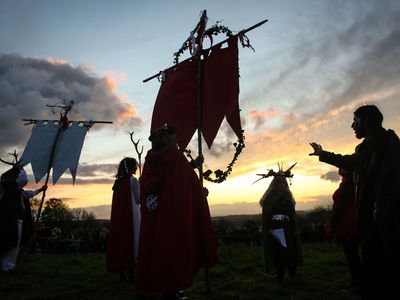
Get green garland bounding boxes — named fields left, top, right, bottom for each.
left=184, top=131, right=245, bottom=183
left=173, top=22, right=233, bottom=65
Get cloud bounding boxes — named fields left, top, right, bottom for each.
left=0, top=54, right=144, bottom=157
left=254, top=1, right=400, bottom=116
left=320, top=171, right=340, bottom=182
left=248, top=107, right=296, bottom=131
left=42, top=163, right=118, bottom=184
left=77, top=163, right=117, bottom=177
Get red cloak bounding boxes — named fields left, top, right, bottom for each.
left=135, top=146, right=217, bottom=293
left=331, top=178, right=357, bottom=241
left=106, top=176, right=135, bottom=273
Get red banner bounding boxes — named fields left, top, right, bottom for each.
left=151, top=36, right=242, bottom=150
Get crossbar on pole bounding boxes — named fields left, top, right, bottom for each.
left=143, top=19, right=267, bottom=83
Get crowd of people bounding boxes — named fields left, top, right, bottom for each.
left=1, top=104, right=399, bottom=300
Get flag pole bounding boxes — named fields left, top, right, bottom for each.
left=195, top=53, right=211, bottom=298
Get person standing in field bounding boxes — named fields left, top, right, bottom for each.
left=135, top=124, right=217, bottom=300
left=1, top=165, right=47, bottom=271
left=325, top=168, right=360, bottom=294
left=309, top=104, right=400, bottom=299
left=106, top=157, right=140, bottom=282
left=258, top=166, right=303, bottom=282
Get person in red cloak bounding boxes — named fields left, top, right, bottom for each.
left=135, top=124, right=217, bottom=300
left=326, top=168, right=360, bottom=294
left=106, top=157, right=140, bottom=282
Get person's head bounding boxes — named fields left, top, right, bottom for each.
left=116, top=157, right=137, bottom=178
left=1, top=166, right=27, bottom=188
left=352, top=104, right=383, bottom=139
left=149, top=124, right=178, bottom=150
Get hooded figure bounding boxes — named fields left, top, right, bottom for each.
left=258, top=166, right=303, bottom=282
left=135, top=125, right=217, bottom=299
left=0, top=165, right=46, bottom=271
left=106, top=157, right=140, bottom=282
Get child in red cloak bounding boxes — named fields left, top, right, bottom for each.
left=135, top=125, right=217, bottom=300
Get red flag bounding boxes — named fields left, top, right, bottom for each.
left=151, top=60, right=197, bottom=149
left=202, top=36, right=241, bottom=148
left=151, top=36, right=242, bottom=149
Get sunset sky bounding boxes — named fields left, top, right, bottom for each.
left=1, top=0, right=399, bottom=218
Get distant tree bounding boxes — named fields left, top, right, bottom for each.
left=71, top=208, right=97, bottom=231
left=30, top=197, right=41, bottom=220
left=41, top=198, right=74, bottom=233
left=241, top=219, right=259, bottom=235
left=214, top=218, right=233, bottom=235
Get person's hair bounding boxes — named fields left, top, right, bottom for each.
left=115, top=157, right=137, bottom=178
left=148, top=124, right=176, bottom=150
left=354, top=104, right=383, bottom=129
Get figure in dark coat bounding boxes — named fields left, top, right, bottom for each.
left=135, top=125, right=217, bottom=299
left=1, top=166, right=46, bottom=271
left=257, top=164, right=303, bottom=282
left=310, top=104, right=400, bottom=299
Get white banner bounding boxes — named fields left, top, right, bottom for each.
left=21, top=121, right=89, bottom=184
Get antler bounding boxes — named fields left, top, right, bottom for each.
left=129, top=131, right=144, bottom=178
left=0, top=150, right=21, bottom=166
left=252, top=169, right=274, bottom=185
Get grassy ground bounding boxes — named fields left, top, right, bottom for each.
left=0, top=242, right=359, bottom=300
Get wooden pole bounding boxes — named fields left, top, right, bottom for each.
left=35, top=125, right=63, bottom=223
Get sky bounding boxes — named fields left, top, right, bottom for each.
left=1, top=0, right=399, bottom=218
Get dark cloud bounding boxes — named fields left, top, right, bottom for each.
left=0, top=54, right=143, bottom=157
left=77, top=163, right=117, bottom=177
left=320, top=171, right=340, bottom=182
left=260, top=1, right=400, bottom=114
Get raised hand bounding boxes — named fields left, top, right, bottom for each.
left=309, top=142, right=323, bottom=156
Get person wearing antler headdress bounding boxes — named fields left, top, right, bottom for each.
left=0, top=152, right=47, bottom=271
left=135, top=124, right=217, bottom=300
left=256, top=163, right=303, bottom=282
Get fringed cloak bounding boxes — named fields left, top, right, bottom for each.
left=135, top=145, right=217, bottom=293
left=260, top=176, right=303, bottom=272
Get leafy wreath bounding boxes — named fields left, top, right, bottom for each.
left=173, top=22, right=233, bottom=65
left=184, top=131, right=245, bottom=183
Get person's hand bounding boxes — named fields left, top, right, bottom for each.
left=309, top=142, right=323, bottom=156
left=203, top=187, right=209, bottom=197
left=191, top=155, right=204, bottom=169
left=39, top=185, right=48, bottom=192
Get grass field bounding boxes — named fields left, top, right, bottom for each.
left=0, top=242, right=359, bottom=300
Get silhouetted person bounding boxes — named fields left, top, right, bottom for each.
left=326, top=168, right=360, bottom=294
left=106, top=157, right=140, bottom=282
left=258, top=166, right=303, bottom=282
left=1, top=166, right=47, bottom=271
left=309, top=104, right=400, bottom=299
left=135, top=124, right=217, bottom=300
